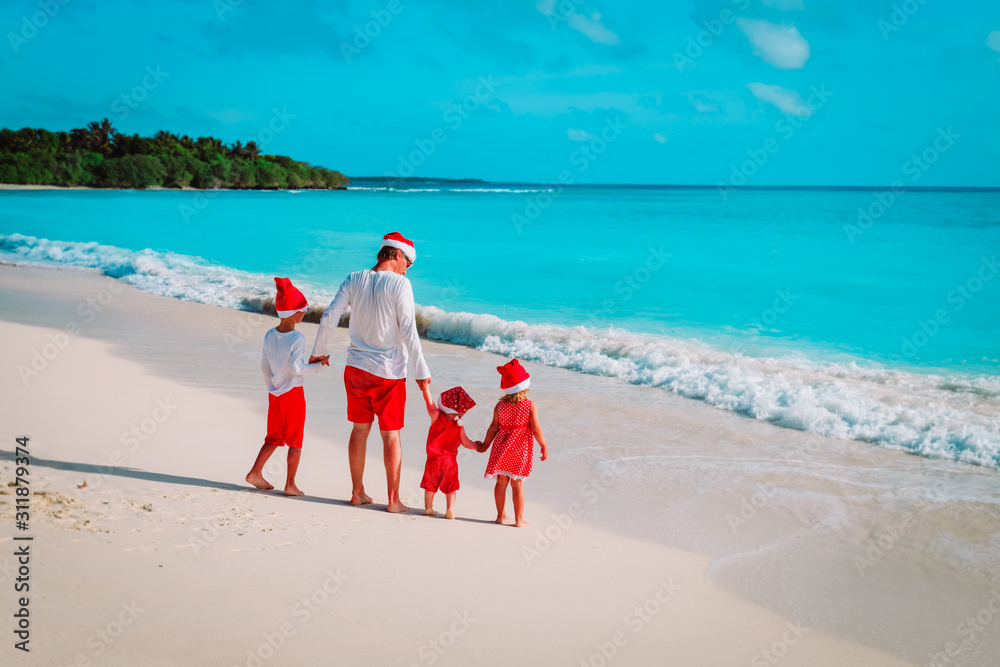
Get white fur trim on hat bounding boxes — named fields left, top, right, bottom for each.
left=503, top=378, right=530, bottom=395
left=381, top=238, right=416, bottom=263
left=435, top=396, right=462, bottom=425
left=276, top=305, right=309, bottom=318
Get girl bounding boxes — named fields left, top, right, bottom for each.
left=419, top=384, right=481, bottom=519
left=481, top=359, right=548, bottom=527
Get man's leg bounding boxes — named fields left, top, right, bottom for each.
left=349, top=422, right=373, bottom=505
left=381, top=429, right=408, bottom=513
left=246, top=444, right=279, bottom=490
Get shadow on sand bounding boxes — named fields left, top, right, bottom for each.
left=0, top=450, right=500, bottom=524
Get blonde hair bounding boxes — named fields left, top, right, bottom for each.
left=500, top=388, right=530, bottom=403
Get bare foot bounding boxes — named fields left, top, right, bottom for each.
left=495, top=513, right=509, bottom=525
left=424, top=508, right=437, bottom=517
left=387, top=501, right=410, bottom=514
left=445, top=509, right=454, bottom=520
left=246, top=471, right=274, bottom=491
left=284, top=484, right=304, bottom=497
left=515, top=518, right=531, bottom=528
left=350, top=492, right=373, bottom=506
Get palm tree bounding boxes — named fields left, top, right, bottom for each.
left=244, top=140, right=259, bottom=163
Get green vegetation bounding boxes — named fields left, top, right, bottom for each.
left=0, top=119, right=349, bottom=190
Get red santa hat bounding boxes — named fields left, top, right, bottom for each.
left=436, top=386, right=476, bottom=421
left=380, top=232, right=416, bottom=264
left=274, top=277, right=308, bottom=318
left=497, top=359, right=530, bottom=394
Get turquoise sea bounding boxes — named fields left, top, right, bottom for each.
left=1, top=185, right=998, bottom=466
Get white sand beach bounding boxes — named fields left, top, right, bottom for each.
left=1, top=264, right=997, bottom=666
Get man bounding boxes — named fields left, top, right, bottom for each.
left=309, top=232, right=431, bottom=513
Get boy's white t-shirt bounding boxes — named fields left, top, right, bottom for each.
left=261, top=328, right=322, bottom=396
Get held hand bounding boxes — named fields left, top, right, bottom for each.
left=319, top=355, right=330, bottom=367
left=476, top=441, right=488, bottom=453
left=308, top=356, right=322, bottom=365
left=416, top=377, right=431, bottom=390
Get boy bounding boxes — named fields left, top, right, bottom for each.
left=246, top=277, right=328, bottom=496
left=419, top=384, right=482, bottom=519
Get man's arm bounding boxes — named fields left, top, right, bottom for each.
left=310, top=277, right=350, bottom=362
left=396, top=279, right=431, bottom=382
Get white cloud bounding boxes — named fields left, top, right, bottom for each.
left=653, top=133, right=668, bottom=144
left=567, top=128, right=595, bottom=142
left=567, top=11, right=621, bottom=46
left=745, top=82, right=812, bottom=116
left=988, top=31, right=1000, bottom=59
left=762, top=0, right=804, bottom=9
left=737, top=18, right=810, bottom=69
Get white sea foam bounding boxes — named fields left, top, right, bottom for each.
left=346, top=186, right=553, bottom=193
left=3, top=233, right=998, bottom=468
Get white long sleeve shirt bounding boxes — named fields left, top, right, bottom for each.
left=262, top=328, right=323, bottom=395
left=311, top=269, right=430, bottom=381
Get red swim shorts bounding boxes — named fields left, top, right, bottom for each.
left=420, top=455, right=459, bottom=494
left=344, top=365, right=406, bottom=431
left=265, top=386, right=306, bottom=448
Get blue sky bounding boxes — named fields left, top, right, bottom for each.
left=1, top=0, right=998, bottom=185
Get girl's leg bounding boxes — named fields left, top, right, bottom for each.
left=511, top=479, right=528, bottom=527
left=284, top=448, right=303, bottom=496
left=494, top=475, right=510, bottom=524
left=246, top=444, right=279, bottom=490
left=445, top=492, right=456, bottom=520
left=424, top=490, right=437, bottom=516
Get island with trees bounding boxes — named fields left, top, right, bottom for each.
left=0, top=119, right=349, bottom=190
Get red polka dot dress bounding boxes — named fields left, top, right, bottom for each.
left=485, top=399, right=535, bottom=480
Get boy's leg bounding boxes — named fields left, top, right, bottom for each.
left=247, top=444, right=279, bottom=490
left=511, top=479, right=528, bottom=527
left=424, top=490, right=436, bottom=516
left=348, top=422, right=373, bottom=506
left=284, top=448, right=303, bottom=496
left=445, top=492, right=456, bottom=520
left=494, top=475, right=510, bottom=524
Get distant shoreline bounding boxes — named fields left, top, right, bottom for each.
left=3, top=182, right=998, bottom=193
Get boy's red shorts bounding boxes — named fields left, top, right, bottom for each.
left=420, top=455, right=459, bottom=494
left=265, top=386, right=306, bottom=448
left=344, top=366, right=406, bottom=431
